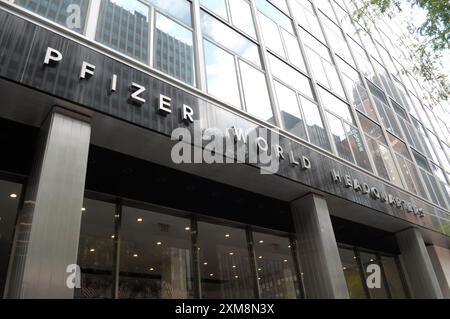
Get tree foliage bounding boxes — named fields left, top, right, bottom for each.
left=350, top=0, right=450, bottom=104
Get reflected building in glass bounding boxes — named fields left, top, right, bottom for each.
left=0, top=0, right=449, bottom=300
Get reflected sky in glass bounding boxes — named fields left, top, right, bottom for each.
left=111, top=0, right=149, bottom=19
left=204, top=40, right=242, bottom=108
left=201, top=11, right=261, bottom=67
left=155, top=13, right=193, bottom=45
left=148, top=0, right=192, bottom=26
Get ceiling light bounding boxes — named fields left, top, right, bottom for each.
left=232, top=265, right=236, bottom=269
left=259, top=240, right=264, bottom=244
left=90, top=249, right=95, bottom=252
left=258, top=256, right=263, bottom=259
left=229, top=252, right=234, bottom=256
left=258, top=268, right=262, bottom=271
left=234, top=276, right=239, bottom=279
left=133, top=254, right=138, bottom=258
left=9, top=194, right=17, bottom=199
left=209, top=273, right=214, bottom=277
left=137, top=218, right=143, bottom=222
left=157, top=242, right=162, bottom=246
left=185, top=227, right=191, bottom=231
left=225, top=234, right=230, bottom=238
left=111, top=235, right=115, bottom=239
left=203, top=262, right=208, bottom=266
left=149, top=268, right=155, bottom=271
left=284, top=259, right=288, bottom=263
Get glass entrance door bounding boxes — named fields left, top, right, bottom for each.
left=0, top=179, right=22, bottom=298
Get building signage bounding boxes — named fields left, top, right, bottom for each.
left=331, top=170, right=425, bottom=217
left=43, top=47, right=426, bottom=218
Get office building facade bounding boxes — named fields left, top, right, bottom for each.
left=0, top=0, right=449, bottom=299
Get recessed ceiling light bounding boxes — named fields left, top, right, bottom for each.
left=343, top=267, right=347, bottom=270
left=137, top=218, right=143, bottom=222
left=234, top=276, right=239, bottom=279
left=258, top=268, right=262, bottom=271
left=209, top=273, right=214, bottom=277
left=157, top=242, right=162, bottom=246
left=81, top=207, right=86, bottom=212
left=288, top=245, right=291, bottom=248
left=370, top=259, right=374, bottom=262
left=185, top=227, right=191, bottom=231
left=203, top=262, right=208, bottom=266
left=111, top=235, right=115, bottom=239
left=259, top=240, right=264, bottom=244
left=232, top=265, right=237, bottom=269
left=133, top=254, right=139, bottom=258
left=225, top=234, right=230, bottom=238
left=9, top=194, right=17, bottom=199
left=283, top=259, right=288, bottom=263
left=229, top=252, right=234, bottom=256
left=258, top=256, right=263, bottom=259
left=90, top=248, right=95, bottom=252
left=149, top=268, right=155, bottom=271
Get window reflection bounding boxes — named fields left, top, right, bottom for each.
left=301, top=96, right=332, bottom=151
left=15, top=0, right=89, bottom=33
left=148, top=0, right=192, bottom=26
left=327, top=112, right=354, bottom=163
left=381, top=256, right=407, bottom=299
left=274, top=81, right=308, bottom=140
left=96, top=0, right=150, bottom=63
left=76, top=199, right=116, bottom=299
left=253, top=232, right=299, bottom=299
left=203, top=40, right=242, bottom=108
left=198, top=223, right=255, bottom=299
left=0, top=180, right=21, bottom=298
left=239, top=61, right=274, bottom=123
left=119, top=207, right=194, bottom=299
left=154, top=13, right=195, bottom=85
left=201, top=11, right=261, bottom=66
left=268, top=54, right=313, bottom=99
left=338, top=248, right=367, bottom=299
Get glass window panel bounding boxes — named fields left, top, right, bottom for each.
left=203, top=40, right=241, bottom=108
left=274, top=81, right=308, bottom=140
left=256, top=0, right=294, bottom=33
left=291, top=0, right=325, bottom=42
left=198, top=223, right=255, bottom=299
left=15, top=0, right=89, bottom=33
left=253, top=232, right=299, bottom=299
left=96, top=0, right=149, bottom=63
left=239, top=60, right=274, bottom=124
left=268, top=54, right=314, bottom=99
left=76, top=199, right=116, bottom=299
left=381, top=145, right=403, bottom=187
left=319, top=88, right=354, bottom=124
left=327, top=112, right=354, bottom=163
left=281, top=29, right=307, bottom=72
left=229, top=0, right=257, bottom=38
left=148, top=0, right=192, bottom=26
left=381, top=256, right=407, bottom=299
left=388, top=133, right=411, bottom=160
left=339, top=247, right=367, bottom=299
left=301, top=96, right=331, bottom=151
left=200, top=11, right=261, bottom=66
left=154, top=13, right=195, bottom=86
left=0, top=180, right=21, bottom=298
left=345, top=124, right=372, bottom=171
left=119, top=207, right=194, bottom=299
left=367, top=137, right=391, bottom=181
left=358, top=113, right=386, bottom=144
left=200, top=0, right=228, bottom=20
left=269, top=0, right=290, bottom=14
left=359, top=252, right=389, bottom=299
left=258, top=13, right=286, bottom=58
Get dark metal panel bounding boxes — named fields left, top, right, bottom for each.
left=0, top=10, right=446, bottom=234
